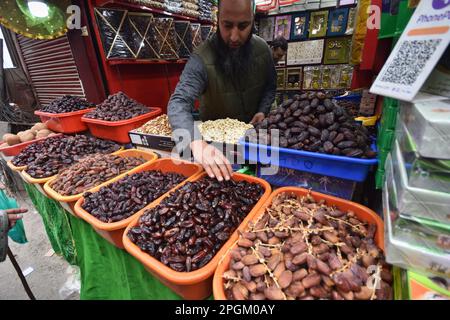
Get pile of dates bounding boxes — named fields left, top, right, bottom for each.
left=127, top=176, right=264, bottom=272
left=50, top=154, right=146, bottom=196
left=248, top=91, right=376, bottom=159
left=223, top=192, right=392, bottom=300
left=82, top=170, right=186, bottom=223
left=12, top=135, right=121, bottom=178
left=11, top=135, right=61, bottom=167
left=85, top=92, right=151, bottom=121
left=39, top=95, right=95, bottom=113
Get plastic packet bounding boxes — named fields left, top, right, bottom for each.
left=59, top=266, right=81, bottom=300
left=302, top=66, right=314, bottom=89
left=345, top=7, right=357, bottom=35
left=350, top=0, right=370, bottom=64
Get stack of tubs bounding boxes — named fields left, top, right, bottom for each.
left=382, top=98, right=450, bottom=298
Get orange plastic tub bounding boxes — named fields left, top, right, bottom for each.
left=35, top=109, right=95, bottom=133
left=7, top=160, right=27, bottom=172
left=0, top=134, right=64, bottom=157
left=212, top=186, right=385, bottom=300
left=13, top=146, right=125, bottom=211
left=74, top=158, right=203, bottom=248
left=43, top=149, right=158, bottom=216
left=81, top=108, right=162, bottom=144
left=122, top=172, right=271, bottom=300
left=21, top=170, right=56, bottom=197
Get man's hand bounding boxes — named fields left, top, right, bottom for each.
left=190, top=140, right=233, bottom=182
left=6, top=208, right=27, bottom=230
left=250, top=112, right=265, bottom=125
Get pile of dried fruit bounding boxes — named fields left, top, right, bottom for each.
left=12, top=135, right=121, bottom=177
left=82, top=170, right=186, bottom=223
left=127, top=176, right=264, bottom=272
left=248, top=92, right=375, bottom=158
left=85, top=92, right=151, bottom=121
left=223, top=192, right=392, bottom=300
left=50, top=154, right=147, bottom=196
left=135, top=114, right=172, bottom=136
left=199, top=118, right=254, bottom=144
left=39, top=95, right=94, bottom=113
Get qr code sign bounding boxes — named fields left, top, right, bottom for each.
left=380, top=39, right=442, bottom=85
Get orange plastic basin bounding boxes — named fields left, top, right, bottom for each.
left=74, top=158, right=203, bottom=248
left=7, top=160, right=27, bottom=172
left=35, top=109, right=95, bottom=133
left=44, top=149, right=158, bottom=203
left=0, top=133, right=63, bottom=157
left=122, top=172, right=271, bottom=300
left=212, top=187, right=385, bottom=300
left=15, top=146, right=124, bottom=215
left=81, top=108, right=162, bottom=144
left=20, top=147, right=126, bottom=191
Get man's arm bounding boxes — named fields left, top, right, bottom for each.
left=168, top=54, right=233, bottom=181
left=168, top=54, right=208, bottom=142
left=257, top=52, right=277, bottom=115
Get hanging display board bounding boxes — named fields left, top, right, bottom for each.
left=371, top=0, right=450, bottom=101
left=327, top=7, right=349, bottom=36
left=275, top=15, right=292, bottom=40
left=290, top=12, right=309, bottom=40
left=323, top=37, right=351, bottom=64
left=287, top=39, right=325, bottom=65
left=285, top=67, right=303, bottom=90
left=259, top=16, right=275, bottom=41
left=309, top=10, right=329, bottom=38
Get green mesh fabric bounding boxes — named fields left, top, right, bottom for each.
left=24, top=183, right=183, bottom=299
left=24, top=183, right=76, bottom=265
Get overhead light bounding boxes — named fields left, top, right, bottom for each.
left=27, top=0, right=49, bottom=18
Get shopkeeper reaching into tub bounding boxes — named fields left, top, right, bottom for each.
left=168, top=0, right=276, bottom=182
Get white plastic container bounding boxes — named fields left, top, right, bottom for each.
left=389, top=140, right=450, bottom=224
left=395, top=120, right=450, bottom=194
left=383, top=164, right=450, bottom=278
left=400, top=99, right=450, bottom=159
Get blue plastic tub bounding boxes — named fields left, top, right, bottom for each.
left=256, top=165, right=357, bottom=200
left=240, top=140, right=378, bottom=182
left=334, top=93, right=362, bottom=101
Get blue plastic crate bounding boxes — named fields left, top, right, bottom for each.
left=240, top=140, right=378, bottom=182
left=257, top=165, right=357, bottom=200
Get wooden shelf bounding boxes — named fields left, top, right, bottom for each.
left=107, top=58, right=188, bottom=65
left=98, top=0, right=214, bottom=24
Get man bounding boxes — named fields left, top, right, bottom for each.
left=270, top=36, right=288, bottom=64
left=168, top=0, right=276, bottom=181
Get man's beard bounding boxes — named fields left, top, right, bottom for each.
left=212, top=29, right=253, bottom=83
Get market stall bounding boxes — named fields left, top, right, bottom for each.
left=0, top=0, right=448, bottom=302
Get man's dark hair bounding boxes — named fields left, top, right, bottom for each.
left=271, top=36, right=288, bottom=51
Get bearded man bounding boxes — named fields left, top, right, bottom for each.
left=168, top=0, right=276, bottom=181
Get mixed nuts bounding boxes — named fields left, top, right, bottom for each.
left=50, top=154, right=146, bottom=196
left=82, top=170, right=186, bottom=223
left=127, top=176, right=264, bottom=272
left=223, top=192, right=392, bottom=300
left=199, top=118, right=254, bottom=145
left=135, top=114, right=172, bottom=136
